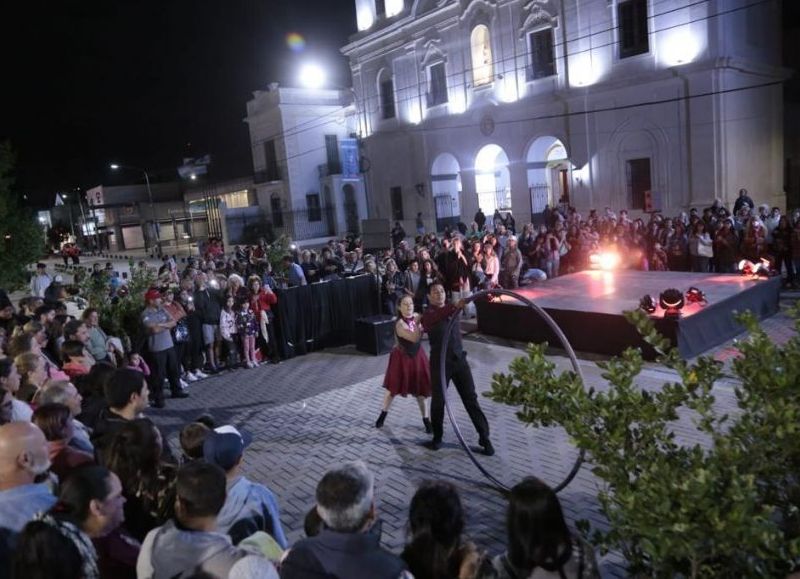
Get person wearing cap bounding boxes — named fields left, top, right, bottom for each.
left=30, top=263, right=52, bottom=299
left=44, top=274, right=67, bottom=305
left=280, top=461, right=410, bottom=579
left=141, top=288, right=189, bottom=409
left=203, top=425, right=288, bottom=549
left=137, top=461, right=277, bottom=579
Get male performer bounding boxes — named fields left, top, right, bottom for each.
left=421, top=283, right=494, bottom=455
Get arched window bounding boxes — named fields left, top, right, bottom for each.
left=470, top=25, right=493, bottom=87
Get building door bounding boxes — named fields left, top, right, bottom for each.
left=390, top=186, right=404, bottom=221
left=343, top=184, right=359, bottom=234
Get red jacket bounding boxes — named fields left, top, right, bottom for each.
left=250, top=288, right=277, bottom=316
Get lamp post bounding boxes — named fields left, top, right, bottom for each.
left=110, top=163, right=161, bottom=255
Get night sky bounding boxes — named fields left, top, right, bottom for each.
left=1, top=0, right=356, bottom=207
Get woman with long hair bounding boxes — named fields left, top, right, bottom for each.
left=15, top=351, right=48, bottom=404
left=489, top=477, right=597, bottom=578
left=688, top=221, right=713, bottom=273
left=402, top=481, right=483, bottom=579
left=100, top=418, right=176, bottom=542
left=375, top=295, right=432, bottom=432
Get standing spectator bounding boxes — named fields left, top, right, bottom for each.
left=487, top=477, right=597, bottom=578
left=483, top=243, right=500, bottom=288
left=194, top=274, right=223, bottom=374
left=402, top=481, right=483, bottom=579
left=178, top=287, right=207, bottom=381
left=688, top=222, right=713, bottom=273
left=220, top=296, right=240, bottom=368
left=280, top=461, right=409, bottom=579
left=500, top=236, right=523, bottom=289
left=236, top=299, right=258, bottom=369
left=30, top=263, right=52, bottom=298
left=391, top=221, right=407, bottom=247
left=141, top=289, right=188, bottom=408
left=713, top=220, right=739, bottom=273
left=137, top=461, right=275, bottom=579
left=203, top=425, right=288, bottom=548
left=161, top=290, right=193, bottom=382
left=248, top=276, right=280, bottom=364
left=474, top=208, right=486, bottom=231
left=772, top=215, right=793, bottom=286
left=381, top=259, right=405, bottom=317
left=0, top=422, right=56, bottom=533
left=300, top=250, right=320, bottom=284
left=282, top=255, right=307, bottom=287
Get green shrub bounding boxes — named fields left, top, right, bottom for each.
left=486, top=306, right=800, bottom=577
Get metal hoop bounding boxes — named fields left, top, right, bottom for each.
left=438, top=288, right=586, bottom=493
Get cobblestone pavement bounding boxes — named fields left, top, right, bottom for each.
left=146, top=298, right=800, bottom=579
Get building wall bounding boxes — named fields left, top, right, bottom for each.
left=343, top=0, right=785, bottom=223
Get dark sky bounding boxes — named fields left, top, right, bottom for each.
left=1, top=0, right=356, bottom=207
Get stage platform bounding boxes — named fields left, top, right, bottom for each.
left=475, top=270, right=781, bottom=359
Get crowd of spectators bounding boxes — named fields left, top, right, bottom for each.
left=0, top=191, right=797, bottom=577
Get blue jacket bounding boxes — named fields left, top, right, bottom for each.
left=0, top=483, right=57, bottom=533
left=216, top=476, right=288, bottom=549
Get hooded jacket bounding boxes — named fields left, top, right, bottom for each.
left=137, top=519, right=251, bottom=579
left=216, top=476, right=287, bottom=548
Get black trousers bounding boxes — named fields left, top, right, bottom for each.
left=430, top=353, right=490, bottom=443
left=149, top=347, right=181, bottom=403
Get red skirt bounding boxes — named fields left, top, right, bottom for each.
left=383, top=345, right=432, bottom=398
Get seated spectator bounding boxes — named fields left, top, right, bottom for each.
left=15, top=351, right=48, bottom=404
left=58, top=465, right=140, bottom=579
left=74, top=362, right=115, bottom=431
left=37, top=380, right=94, bottom=454
left=203, top=425, right=287, bottom=547
left=11, top=517, right=86, bottom=579
left=487, top=477, right=597, bottom=578
left=283, top=255, right=308, bottom=286
left=402, top=480, right=483, bottom=579
left=179, top=421, right=211, bottom=462
left=92, top=368, right=150, bottom=455
left=0, top=358, right=31, bottom=422
left=124, top=351, right=151, bottom=377
left=82, top=308, right=121, bottom=366
left=281, top=460, right=410, bottom=579
left=137, top=461, right=277, bottom=579
left=0, top=387, right=12, bottom=425
left=102, top=419, right=177, bottom=542
left=32, top=403, right=95, bottom=482
left=61, top=339, right=94, bottom=379
left=0, top=422, right=56, bottom=533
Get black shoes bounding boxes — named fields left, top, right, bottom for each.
left=171, top=391, right=190, bottom=399
left=479, top=438, right=495, bottom=456
left=375, top=411, right=387, bottom=428
left=422, top=417, right=432, bottom=434
left=425, top=439, right=442, bottom=451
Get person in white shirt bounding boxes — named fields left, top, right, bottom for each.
left=30, top=263, right=52, bottom=298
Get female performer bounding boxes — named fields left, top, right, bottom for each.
left=375, top=295, right=432, bottom=432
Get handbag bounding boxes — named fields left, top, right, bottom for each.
left=698, top=241, right=713, bottom=258
left=172, top=318, right=190, bottom=343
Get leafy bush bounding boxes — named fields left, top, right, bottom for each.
left=78, top=263, right=156, bottom=352
left=486, top=306, right=800, bottom=578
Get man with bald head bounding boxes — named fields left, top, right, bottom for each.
left=0, top=422, right=56, bottom=532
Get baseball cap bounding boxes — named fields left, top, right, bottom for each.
left=203, top=425, right=252, bottom=471
left=53, top=274, right=64, bottom=283
left=144, top=288, right=161, bottom=303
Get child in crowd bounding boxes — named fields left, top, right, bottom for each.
left=125, top=351, right=151, bottom=377
left=60, top=340, right=93, bottom=379
left=220, top=296, right=240, bottom=369
left=236, top=299, right=259, bottom=368
left=179, top=421, right=211, bottom=462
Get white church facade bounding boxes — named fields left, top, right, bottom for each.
left=342, top=0, right=786, bottom=229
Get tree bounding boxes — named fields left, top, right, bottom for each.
left=486, top=307, right=800, bottom=577
left=0, top=142, right=44, bottom=290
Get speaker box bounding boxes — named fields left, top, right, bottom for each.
left=355, top=315, right=395, bottom=355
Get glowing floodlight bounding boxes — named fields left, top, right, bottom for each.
left=299, top=63, right=326, bottom=90
left=738, top=258, right=771, bottom=277
left=590, top=251, right=621, bottom=271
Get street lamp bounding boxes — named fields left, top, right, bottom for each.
left=110, top=162, right=161, bottom=255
